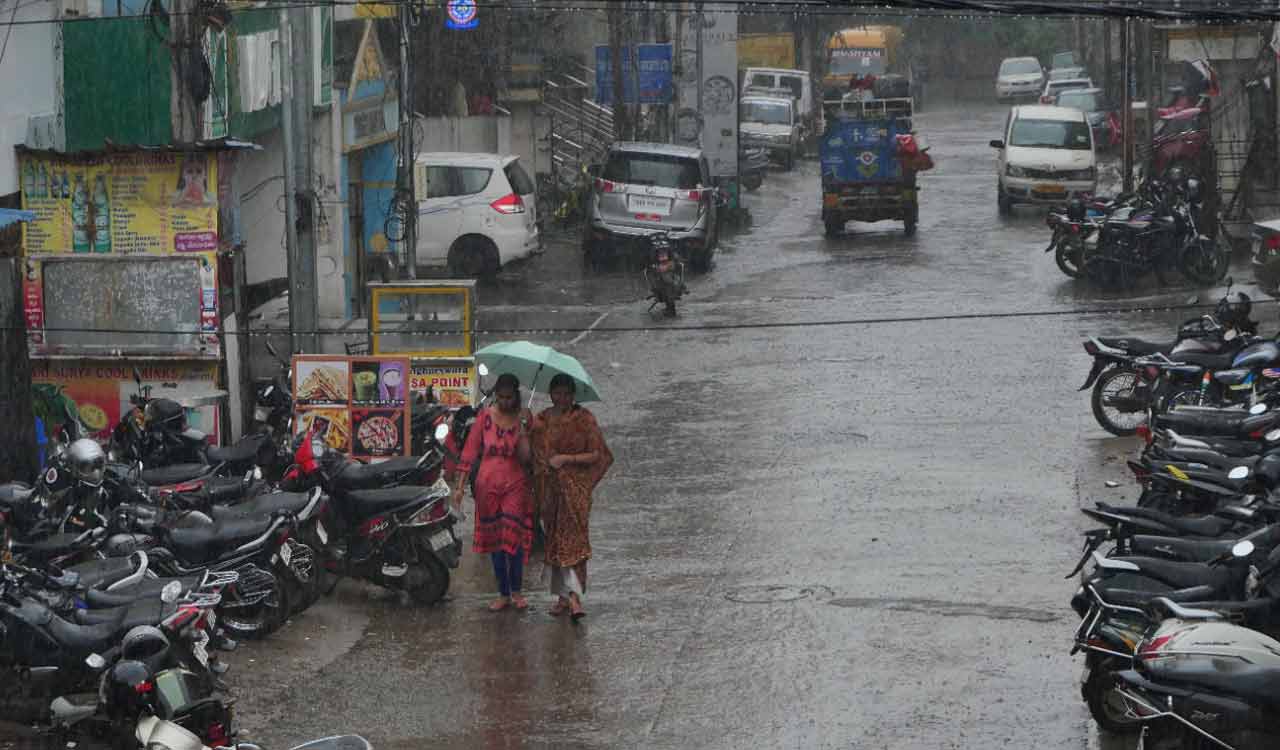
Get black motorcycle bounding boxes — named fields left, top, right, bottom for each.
left=109, top=371, right=208, bottom=469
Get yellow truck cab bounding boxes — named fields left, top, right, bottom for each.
left=823, top=27, right=902, bottom=101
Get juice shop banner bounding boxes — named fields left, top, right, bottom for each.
left=19, top=151, right=219, bottom=255
left=292, top=355, right=411, bottom=461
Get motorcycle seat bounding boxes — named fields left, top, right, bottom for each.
left=42, top=608, right=124, bottom=654
left=166, top=516, right=276, bottom=564
left=1097, top=337, right=1173, bottom=356
left=1173, top=352, right=1236, bottom=369
left=1095, top=503, right=1237, bottom=538
left=72, top=598, right=170, bottom=629
left=344, top=486, right=431, bottom=516
left=1095, top=584, right=1217, bottom=609
left=211, top=491, right=313, bottom=520
left=0, top=482, right=35, bottom=505
left=204, top=475, right=260, bottom=505
left=1130, top=535, right=1244, bottom=562
left=1105, top=555, right=1240, bottom=592
left=206, top=434, right=268, bottom=466
left=1153, top=409, right=1267, bottom=438
left=9, top=532, right=93, bottom=561
left=66, top=555, right=143, bottom=590
left=142, top=463, right=212, bottom=487
left=1151, top=446, right=1252, bottom=470
left=335, top=457, right=424, bottom=490
left=81, top=575, right=203, bottom=609
left=1159, top=662, right=1280, bottom=706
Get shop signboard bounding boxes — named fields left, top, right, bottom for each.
left=409, top=361, right=477, bottom=407
left=293, top=355, right=412, bottom=460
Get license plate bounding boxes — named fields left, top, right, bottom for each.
left=193, top=632, right=210, bottom=667
left=429, top=530, right=453, bottom=552
left=315, top=521, right=328, bottom=545
left=1034, top=183, right=1066, bottom=196
left=628, top=195, right=671, bottom=215
left=1080, top=664, right=1091, bottom=685
left=280, top=542, right=292, bottom=566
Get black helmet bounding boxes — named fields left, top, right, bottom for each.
left=143, top=398, right=186, bottom=431
left=99, top=659, right=155, bottom=719
left=1066, top=197, right=1087, bottom=222
left=1165, top=165, right=1187, bottom=186
left=1215, top=291, right=1252, bottom=327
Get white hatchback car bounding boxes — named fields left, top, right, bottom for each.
left=996, top=56, right=1045, bottom=101
left=413, top=152, right=541, bottom=276
left=990, top=105, right=1097, bottom=214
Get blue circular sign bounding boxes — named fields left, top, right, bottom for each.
left=447, top=0, right=477, bottom=26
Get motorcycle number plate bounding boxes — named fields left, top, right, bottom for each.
left=628, top=195, right=671, bottom=215
left=280, top=542, right=293, bottom=566
left=316, top=521, right=328, bottom=545
left=1080, top=663, right=1090, bottom=686
left=192, top=632, right=210, bottom=668
left=429, top=530, right=453, bottom=552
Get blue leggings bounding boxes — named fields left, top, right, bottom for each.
left=491, top=549, right=525, bottom=596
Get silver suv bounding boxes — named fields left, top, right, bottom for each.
left=584, top=143, right=718, bottom=271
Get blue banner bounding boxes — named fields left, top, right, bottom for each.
left=594, top=44, right=673, bottom=105
left=445, top=0, right=478, bottom=30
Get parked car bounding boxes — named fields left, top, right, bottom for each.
left=1039, top=77, right=1093, bottom=104
left=583, top=142, right=719, bottom=271
left=1054, top=87, right=1120, bottom=150
left=1050, top=51, right=1077, bottom=69
left=413, top=152, right=541, bottom=276
left=742, top=67, right=820, bottom=139
left=739, top=95, right=801, bottom=170
left=990, top=104, right=1097, bottom=214
left=995, top=56, right=1045, bottom=101
left=1048, top=66, right=1088, bottom=81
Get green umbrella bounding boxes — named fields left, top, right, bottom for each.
left=474, top=341, right=602, bottom=403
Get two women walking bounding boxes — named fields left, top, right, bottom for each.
left=450, top=373, right=612, bottom=618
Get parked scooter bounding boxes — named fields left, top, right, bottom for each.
left=643, top=232, right=686, bottom=318
left=740, top=145, right=769, bottom=192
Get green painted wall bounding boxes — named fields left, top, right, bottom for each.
left=62, top=18, right=172, bottom=151
left=228, top=6, right=282, bottom=138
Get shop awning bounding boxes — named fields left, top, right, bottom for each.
left=0, top=208, right=36, bottom=229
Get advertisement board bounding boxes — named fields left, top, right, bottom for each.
left=594, top=44, right=673, bottom=105
left=20, top=151, right=219, bottom=256
left=675, top=4, right=738, bottom=178
left=409, top=361, right=477, bottom=408
left=293, top=355, right=412, bottom=460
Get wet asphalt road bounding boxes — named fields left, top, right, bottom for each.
left=223, top=103, right=1271, bottom=749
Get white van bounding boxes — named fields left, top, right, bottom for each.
left=741, top=67, right=820, bottom=137
left=990, top=105, right=1097, bottom=214
left=413, top=153, right=541, bottom=276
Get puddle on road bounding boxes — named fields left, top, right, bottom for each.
left=724, top=584, right=835, bottom=604
left=827, top=596, right=1062, bottom=623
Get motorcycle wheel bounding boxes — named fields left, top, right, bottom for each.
left=1084, top=655, right=1142, bottom=734
left=408, top=539, right=450, bottom=605
left=1179, top=239, right=1229, bottom=285
left=1091, top=368, right=1149, bottom=436
left=1055, top=239, right=1084, bottom=278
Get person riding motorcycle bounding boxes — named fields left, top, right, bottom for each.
left=645, top=233, right=687, bottom=318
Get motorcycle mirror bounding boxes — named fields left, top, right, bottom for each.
left=1225, top=329, right=1238, bottom=341
left=1267, top=429, right=1280, bottom=442
left=1252, top=403, right=1269, bottom=415
left=160, top=580, right=182, bottom=604
left=85, top=653, right=105, bottom=670
left=132, top=368, right=143, bottom=388
left=1233, top=540, right=1256, bottom=558
left=478, top=363, right=489, bottom=378
left=434, top=423, right=450, bottom=442
left=1229, top=466, right=1250, bottom=480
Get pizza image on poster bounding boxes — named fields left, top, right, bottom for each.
left=352, top=409, right=406, bottom=458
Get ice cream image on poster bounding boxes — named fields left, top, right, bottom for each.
left=93, top=175, right=111, bottom=252
left=71, top=175, right=90, bottom=253
left=380, top=363, right=404, bottom=402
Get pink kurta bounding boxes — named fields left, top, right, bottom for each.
left=457, top=408, right=533, bottom=559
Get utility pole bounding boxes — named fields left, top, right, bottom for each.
left=0, top=256, right=36, bottom=484
left=1121, top=17, right=1133, bottom=193
left=608, top=2, right=630, bottom=139
left=396, top=1, right=418, bottom=279
left=280, top=5, right=320, bottom=352
left=170, top=0, right=201, bottom=142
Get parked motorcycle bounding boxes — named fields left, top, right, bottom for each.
left=740, top=145, right=769, bottom=192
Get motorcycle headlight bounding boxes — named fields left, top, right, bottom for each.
left=1006, top=165, right=1028, bottom=178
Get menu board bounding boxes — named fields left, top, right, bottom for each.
left=293, top=355, right=410, bottom=460
left=20, top=151, right=219, bottom=255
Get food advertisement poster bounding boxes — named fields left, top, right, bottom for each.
left=31, top=361, right=221, bottom=443
left=293, top=355, right=410, bottom=460
left=20, top=151, right=219, bottom=255
left=409, top=361, right=477, bottom=408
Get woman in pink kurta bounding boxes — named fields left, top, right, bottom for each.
left=450, top=373, right=534, bottom=611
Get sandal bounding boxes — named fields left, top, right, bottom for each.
left=511, top=593, right=529, bottom=611
left=549, top=598, right=569, bottom=616
left=488, top=597, right=510, bottom=612
left=569, top=595, right=585, bottom=621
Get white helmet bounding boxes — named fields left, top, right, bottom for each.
left=67, top=438, right=106, bottom=487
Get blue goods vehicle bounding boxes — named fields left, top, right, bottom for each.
left=819, top=96, right=921, bottom=236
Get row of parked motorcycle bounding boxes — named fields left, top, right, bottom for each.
left=1046, top=168, right=1230, bottom=289
left=1070, top=291, right=1280, bottom=747
left=0, top=343, right=475, bottom=748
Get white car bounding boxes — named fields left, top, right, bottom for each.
left=990, top=105, right=1097, bottom=214
left=996, top=56, right=1044, bottom=101
left=413, top=152, right=541, bottom=276
left=1039, top=77, right=1093, bottom=104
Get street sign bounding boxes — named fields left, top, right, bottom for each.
left=594, top=44, right=673, bottom=105
left=445, top=0, right=478, bottom=30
